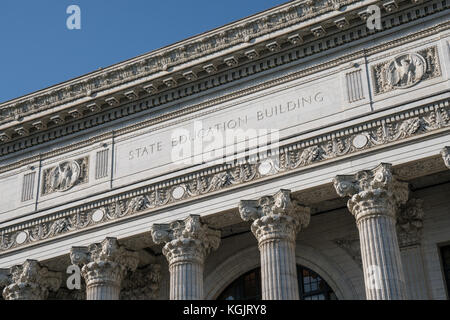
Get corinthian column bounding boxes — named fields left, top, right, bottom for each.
left=239, top=189, right=310, bottom=300
left=441, top=147, right=450, bottom=169
left=334, top=163, right=409, bottom=300
left=151, top=215, right=220, bottom=300
left=0, top=260, right=61, bottom=300
left=70, top=237, right=139, bottom=300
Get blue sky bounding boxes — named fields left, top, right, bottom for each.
left=0, top=0, right=287, bottom=103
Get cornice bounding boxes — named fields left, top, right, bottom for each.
left=0, top=96, right=448, bottom=254
left=1, top=0, right=445, bottom=149
left=0, top=0, right=367, bottom=125
left=0, top=11, right=448, bottom=170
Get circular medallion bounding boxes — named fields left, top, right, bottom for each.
left=172, top=186, right=185, bottom=200
left=258, top=161, right=273, bottom=176
left=92, top=209, right=105, bottom=222
left=16, top=231, right=28, bottom=245
left=386, top=53, right=426, bottom=89
left=352, top=135, right=368, bottom=149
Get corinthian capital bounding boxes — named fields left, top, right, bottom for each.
left=239, top=189, right=310, bottom=244
left=151, top=215, right=221, bottom=265
left=333, top=163, right=409, bottom=222
left=1, top=260, right=61, bottom=300
left=70, top=237, right=139, bottom=287
left=442, top=147, right=450, bottom=169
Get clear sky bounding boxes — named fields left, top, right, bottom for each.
left=0, top=0, right=287, bottom=103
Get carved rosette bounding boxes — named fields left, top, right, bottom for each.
left=442, top=146, right=450, bottom=169
left=70, top=238, right=139, bottom=291
left=1, top=260, right=61, bottom=300
left=397, top=198, right=424, bottom=247
left=151, top=215, right=221, bottom=266
left=333, top=163, right=409, bottom=223
left=239, top=189, right=310, bottom=245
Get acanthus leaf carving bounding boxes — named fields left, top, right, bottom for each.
left=333, top=163, right=409, bottom=222
left=151, top=215, right=221, bottom=265
left=397, top=198, right=425, bottom=247
left=239, top=189, right=310, bottom=244
left=70, top=237, right=139, bottom=288
left=1, top=260, right=62, bottom=300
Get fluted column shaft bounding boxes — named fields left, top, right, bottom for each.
left=357, top=213, right=406, bottom=299
left=151, top=215, right=221, bottom=300
left=259, top=235, right=298, bottom=300
left=169, top=250, right=204, bottom=300
left=86, top=281, right=120, bottom=300
left=334, top=163, right=408, bottom=300
left=239, top=189, right=310, bottom=300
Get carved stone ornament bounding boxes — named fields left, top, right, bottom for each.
left=0, top=260, right=62, bottom=300
left=70, top=237, right=139, bottom=288
left=239, top=189, right=310, bottom=244
left=42, top=157, right=89, bottom=195
left=386, top=53, right=426, bottom=88
left=442, top=146, right=450, bottom=169
left=373, top=46, right=441, bottom=95
left=333, top=163, right=409, bottom=222
left=1, top=98, right=448, bottom=253
left=150, top=215, right=221, bottom=265
left=333, top=236, right=362, bottom=268
left=0, top=0, right=363, bottom=126
left=396, top=198, right=425, bottom=247
left=120, top=264, right=161, bottom=300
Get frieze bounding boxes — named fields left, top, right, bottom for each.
left=0, top=17, right=448, bottom=158
left=372, top=46, right=441, bottom=95
left=0, top=0, right=364, bottom=126
left=0, top=0, right=447, bottom=151
left=41, top=157, right=89, bottom=196
left=0, top=97, right=448, bottom=253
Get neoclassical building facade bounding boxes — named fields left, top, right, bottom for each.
left=0, top=0, right=449, bottom=300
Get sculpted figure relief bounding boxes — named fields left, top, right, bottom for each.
left=49, top=161, right=81, bottom=192
left=386, top=53, right=426, bottom=89
left=42, top=157, right=88, bottom=195
left=387, top=53, right=427, bottom=88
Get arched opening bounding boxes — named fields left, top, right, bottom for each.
left=217, top=265, right=338, bottom=300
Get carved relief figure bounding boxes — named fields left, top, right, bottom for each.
left=42, top=157, right=89, bottom=195
left=49, top=161, right=81, bottom=192
left=386, top=53, right=426, bottom=89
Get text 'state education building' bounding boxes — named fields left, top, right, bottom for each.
left=0, top=0, right=449, bottom=300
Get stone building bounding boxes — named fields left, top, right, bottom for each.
left=0, top=0, right=449, bottom=300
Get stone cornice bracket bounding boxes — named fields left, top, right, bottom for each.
left=397, top=198, right=424, bottom=247
left=150, top=215, right=221, bottom=265
left=238, top=189, right=310, bottom=245
left=441, top=146, right=450, bottom=169
left=1, top=260, right=62, bottom=300
left=333, top=163, right=409, bottom=223
left=70, top=237, right=139, bottom=289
